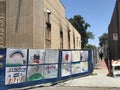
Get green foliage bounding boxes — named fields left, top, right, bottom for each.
left=69, top=15, right=94, bottom=48
left=84, top=44, right=96, bottom=49
left=87, top=31, right=95, bottom=39
left=99, top=33, right=108, bottom=47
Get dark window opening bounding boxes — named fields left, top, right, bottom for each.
left=68, top=30, right=70, bottom=49
left=60, top=30, right=63, bottom=49
left=46, top=22, right=51, bottom=29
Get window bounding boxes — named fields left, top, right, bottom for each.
left=45, top=10, right=51, bottom=48
left=77, top=37, right=79, bottom=47
left=73, top=32, right=75, bottom=49
left=60, top=30, right=63, bottom=49
left=45, top=22, right=51, bottom=48
left=68, top=30, right=70, bottom=49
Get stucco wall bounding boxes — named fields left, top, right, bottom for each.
left=33, top=0, right=44, bottom=48
left=44, top=0, right=81, bottom=49
left=6, top=0, right=33, bottom=48
left=4, top=0, right=81, bottom=49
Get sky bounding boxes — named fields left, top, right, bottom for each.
left=61, top=0, right=116, bottom=47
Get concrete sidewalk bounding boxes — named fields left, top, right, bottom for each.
left=13, top=60, right=120, bottom=90
left=58, top=60, right=120, bottom=87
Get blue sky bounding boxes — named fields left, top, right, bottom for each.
left=61, top=0, right=116, bottom=47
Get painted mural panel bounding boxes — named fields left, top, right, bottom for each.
left=5, top=66, right=26, bottom=85
left=6, top=49, right=27, bottom=66
left=71, top=63, right=81, bottom=74
left=45, top=50, right=59, bottom=63
left=27, top=65, right=44, bottom=82
left=72, top=51, right=80, bottom=62
left=80, top=51, right=88, bottom=61
left=44, top=64, right=58, bottom=79
left=29, top=49, right=45, bottom=64
left=61, top=64, right=71, bottom=77
left=81, top=62, right=88, bottom=72
left=62, top=51, right=71, bottom=63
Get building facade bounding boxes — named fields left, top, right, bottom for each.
left=108, top=0, right=120, bottom=60
left=0, top=0, right=81, bottom=49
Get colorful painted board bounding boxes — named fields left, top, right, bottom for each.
left=5, top=66, right=26, bottom=85
left=71, top=63, right=81, bottom=74
left=6, top=49, right=27, bottom=66
left=62, top=51, right=71, bottom=63
left=29, top=49, right=45, bottom=64
left=45, top=50, right=59, bottom=63
left=44, top=64, right=58, bottom=79
left=81, top=62, right=88, bottom=72
left=72, top=51, right=80, bottom=62
left=27, top=65, right=44, bottom=81
left=80, top=51, right=88, bottom=61
left=61, top=64, right=71, bottom=77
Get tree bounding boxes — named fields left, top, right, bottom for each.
left=84, top=44, right=96, bottom=49
left=69, top=15, right=94, bottom=48
left=99, top=33, right=108, bottom=47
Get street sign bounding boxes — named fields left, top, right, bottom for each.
left=113, top=33, right=118, bottom=40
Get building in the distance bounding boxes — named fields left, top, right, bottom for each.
left=0, top=0, right=81, bottom=49
left=108, top=0, right=120, bottom=60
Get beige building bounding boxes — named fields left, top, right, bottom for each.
left=0, top=0, right=81, bottom=49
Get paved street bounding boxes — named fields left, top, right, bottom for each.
left=12, top=59, right=120, bottom=90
